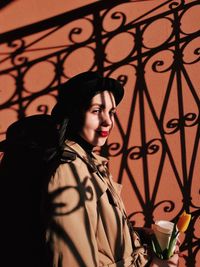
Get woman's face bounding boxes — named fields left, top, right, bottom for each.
left=79, top=90, right=116, bottom=147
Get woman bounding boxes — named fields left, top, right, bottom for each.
left=45, top=71, right=179, bottom=266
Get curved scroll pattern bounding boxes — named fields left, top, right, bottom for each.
left=0, top=0, right=199, bottom=266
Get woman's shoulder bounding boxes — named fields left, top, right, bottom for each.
left=52, top=140, right=90, bottom=177
left=60, top=149, right=77, bottom=163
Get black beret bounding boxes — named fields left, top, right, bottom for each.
left=51, top=71, right=124, bottom=122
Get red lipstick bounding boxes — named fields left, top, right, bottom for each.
left=99, top=131, right=109, bottom=137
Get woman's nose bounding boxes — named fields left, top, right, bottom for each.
left=101, top=112, right=112, bottom=126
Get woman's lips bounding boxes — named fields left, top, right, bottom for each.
left=98, top=131, right=109, bottom=137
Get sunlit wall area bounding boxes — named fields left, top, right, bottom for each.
left=0, top=1, right=199, bottom=266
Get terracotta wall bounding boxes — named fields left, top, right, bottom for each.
left=0, top=0, right=199, bottom=266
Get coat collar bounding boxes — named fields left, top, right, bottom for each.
left=63, top=139, right=108, bottom=170
left=63, top=140, right=123, bottom=196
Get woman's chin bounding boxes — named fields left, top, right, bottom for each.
left=92, top=138, right=107, bottom=147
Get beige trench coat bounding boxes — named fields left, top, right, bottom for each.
left=46, top=140, right=150, bottom=267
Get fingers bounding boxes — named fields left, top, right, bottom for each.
left=151, top=253, right=179, bottom=267
left=174, top=245, right=180, bottom=254
left=176, top=238, right=181, bottom=246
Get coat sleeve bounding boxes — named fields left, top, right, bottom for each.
left=45, top=162, right=99, bottom=267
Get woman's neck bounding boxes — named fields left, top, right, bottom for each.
left=71, top=134, right=94, bottom=154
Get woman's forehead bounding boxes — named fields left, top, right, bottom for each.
left=90, top=91, right=116, bottom=107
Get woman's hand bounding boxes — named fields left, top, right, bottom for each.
left=133, top=226, right=180, bottom=266
left=150, top=244, right=180, bottom=267
left=150, top=252, right=179, bottom=267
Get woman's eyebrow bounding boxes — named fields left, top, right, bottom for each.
left=90, top=103, right=104, bottom=108
left=90, top=103, right=116, bottom=110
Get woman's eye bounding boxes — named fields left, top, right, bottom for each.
left=92, top=109, right=101, bottom=114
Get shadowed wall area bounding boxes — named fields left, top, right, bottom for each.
left=0, top=0, right=199, bottom=266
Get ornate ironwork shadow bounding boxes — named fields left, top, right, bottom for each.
left=0, top=0, right=199, bottom=266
